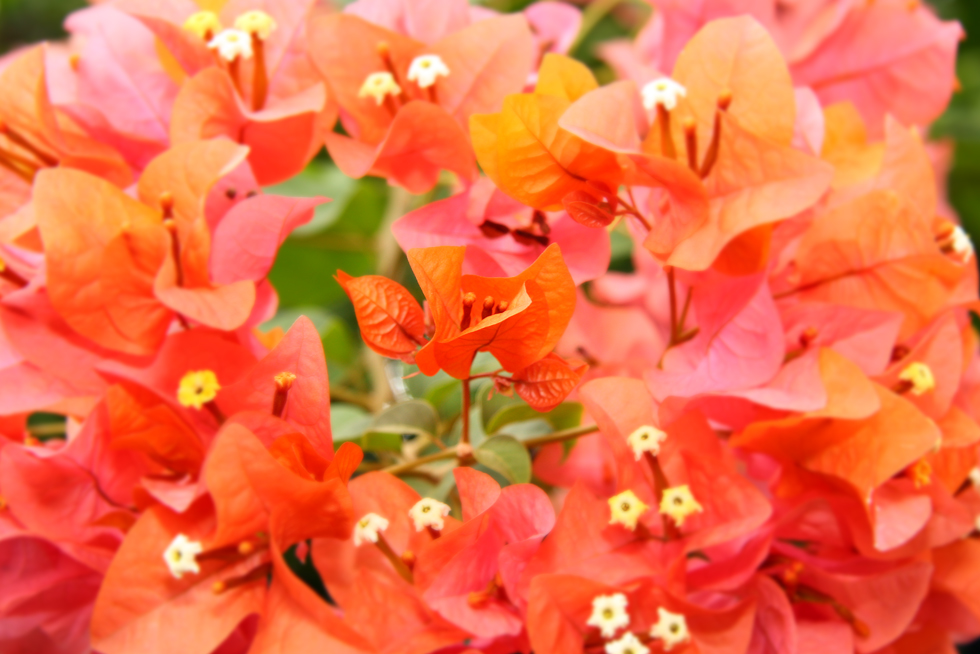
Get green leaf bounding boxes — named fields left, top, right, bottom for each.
left=266, top=161, right=357, bottom=237
left=330, top=404, right=372, bottom=441
left=474, top=436, right=532, bottom=484
left=358, top=431, right=405, bottom=452
left=370, top=400, right=439, bottom=439
left=485, top=402, right=584, bottom=435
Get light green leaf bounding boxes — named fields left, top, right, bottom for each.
left=331, top=404, right=372, bottom=441
left=474, top=436, right=532, bottom=484
left=485, top=402, right=584, bottom=435
left=371, top=400, right=439, bottom=439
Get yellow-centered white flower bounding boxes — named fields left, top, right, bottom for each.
left=659, top=485, right=703, bottom=528
left=164, top=534, right=204, bottom=579
left=234, top=10, right=277, bottom=40
left=605, top=632, right=650, bottom=654
left=208, top=29, right=254, bottom=62
left=353, top=513, right=390, bottom=546
left=409, top=498, right=451, bottom=532
left=649, top=607, right=690, bottom=651
left=359, top=72, right=402, bottom=106
left=899, top=362, right=936, bottom=396
left=587, top=593, right=630, bottom=638
left=608, top=490, right=649, bottom=531
left=407, top=54, right=450, bottom=89
left=627, top=425, right=668, bottom=460
left=642, top=77, right=687, bottom=111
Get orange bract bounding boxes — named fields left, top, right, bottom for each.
left=336, top=270, right=426, bottom=362
left=35, top=139, right=257, bottom=355
left=410, top=243, right=576, bottom=379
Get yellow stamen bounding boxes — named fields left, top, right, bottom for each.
left=184, top=11, right=223, bottom=41
left=177, top=370, right=221, bottom=410
left=608, top=489, right=649, bottom=531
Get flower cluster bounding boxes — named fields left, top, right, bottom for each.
left=0, top=1, right=978, bottom=653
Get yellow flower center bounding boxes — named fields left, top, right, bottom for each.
left=608, top=490, right=649, bottom=531
left=899, top=362, right=935, bottom=396
left=177, top=370, right=221, bottom=410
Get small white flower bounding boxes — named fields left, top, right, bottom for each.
left=163, top=534, right=204, bottom=579
left=642, top=77, right=687, bottom=112
left=627, top=425, right=668, bottom=460
left=408, top=498, right=451, bottom=532
left=969, top=467, right=980, bottom=488
left=208, top=29, right=254, bottom=62
left=587, top=593, right=630, bottom=638
left=407, top=54, right=450, bottom=89
left=952, top=225, right=974, bottom=261
left=605, top=632, right=650, bottom=654
left=359, top=72, right=402, bottom=106
left=353, top=513, right=390, bottom=547
left=649, top=607, right=690, bottom=651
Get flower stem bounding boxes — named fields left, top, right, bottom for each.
left=461, top=378, right=471, bottom=446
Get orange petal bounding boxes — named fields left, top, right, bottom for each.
left=513, top=353, right=587, bottom=412
left=534, top=53, right=599, bottom=102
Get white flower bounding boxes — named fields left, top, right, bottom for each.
left=627, top=425, right=667, bottom=460
left=359, top=72, right=402, bottom=106
left=163, top=534, right=204, bottom=579
left=408, top=498, right=451, bottom=532
left=208, top=29, right=254, bottom=62
left=587, top=593, right=630, bottom=638
left=353, top=513, right=390, bottom=546
left=969, top=467, right=980, bottom=488
left=641, top=77, right=687, bottom=112
left=649, top=607, right=690, bottom=651
left=605, top=632, right=650, bottom=654
left=951, top=225, right=974, bottom=261
left=407, top=54, right=450, bottom=89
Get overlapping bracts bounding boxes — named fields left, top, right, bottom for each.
left=1, top=1, right=979, bottom=653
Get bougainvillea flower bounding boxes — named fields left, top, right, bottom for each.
left=408, top=244, right=576, bottom=379
left=392, top=177, right=610, bottom=285
left=309, top=7, right=535, bottom=192
left=733, top=356, right=941, bottom=504
left=341, top=244, right=576, bottom=381
left=35, top=139, right=324, bottom=355
left=605, top=0, right=962, bottom=136
left=116, top=0, right=335, bottom=185
left=97, top=316, right=336, bottom=507
left=91, top=424, right=365, bottom=654
left=313, top=471, right=469, bottom=654
left=526, top=575, right=756, bottom=654
left=0, top=46, right=131, bottom=219
left=579, top=377, right=772, bottom=551
left=412, top=468, right=555, bottom=639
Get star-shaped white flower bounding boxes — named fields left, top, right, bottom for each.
left=408, top=498, right=451, bottom=532
left=642, top=77, right=687, bottom=111
left=586, top=593, right=630, bottom=638
left=163, top=534, right=204, bottom=579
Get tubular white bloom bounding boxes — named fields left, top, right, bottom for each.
left=587, top=593, right=630, bottom=638
left=649, top=607, right=690, bottom=651
left=627, top=425, right=668, bottom=460
left=163, top=534, right=204, bottom=579
left=407, top=54, right=450, bottom=89
left=408, top=498, right=451, bottom=532
left=353, top=513, right=390, bottom=546
left=641, top=77, right=687, bottom=111
left=208, top=29, right=254, bottom=62
left=605, top=632, right=650, bottom=654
